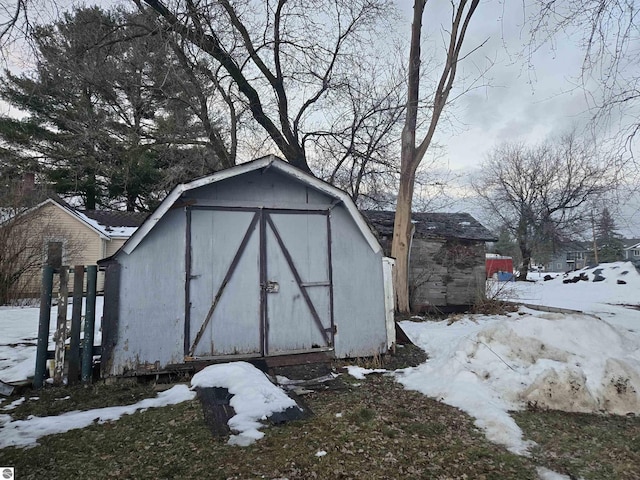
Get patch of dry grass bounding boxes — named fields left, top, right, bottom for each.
left=5, top=381, right=158, bottom=420
left=2, top=374, right=538, bottom=480
left=2, top=352, right=638, bottom=480
left=514, top=409, right=640, bottom=480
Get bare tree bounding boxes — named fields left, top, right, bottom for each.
left=311, top=59, right=406, bottom=206
left=136, top=0, right=397, bottom=173
left=391, top=0, right=482, bottom=312
left=526, top=1, right=640, bottom=154
left=474, top=132, right=616, bottom=280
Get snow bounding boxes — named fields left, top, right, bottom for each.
left=0, top=297, right=103, bottom=384
left=1, top=397, right=25, bottom=411
left=344, top=365, right=387, bottom=380
left=536, top=467, right=577, bottom=480
left=191, top=361, right=298, bottom=446
left=518, top=262, right=639, bottom=312
left=0, top=384, right=195, bottom=449
left=74, top=211, right=138, bottom=238
left=397, top=261, right=640, bottom=455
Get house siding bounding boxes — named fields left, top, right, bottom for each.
left=18, top=202, right=107, bottom=296
left=106, top=238, right=127, bottom=258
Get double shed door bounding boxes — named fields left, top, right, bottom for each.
left=186, top=207, right=334, bottom=359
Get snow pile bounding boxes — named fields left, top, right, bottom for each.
left=0, top=385, right=195, bottom=449
left=515, top=262, right=640, bottom=312
left=397, top=308, right=640, bottom=454
left=191, top=362, right=298, bottom=446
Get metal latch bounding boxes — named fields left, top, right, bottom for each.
left=265, top=281, right=279, bottom=293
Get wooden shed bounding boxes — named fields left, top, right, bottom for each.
left=363, top=211, right=496, bottom=312
left=100, top=156, right=394, bottom=377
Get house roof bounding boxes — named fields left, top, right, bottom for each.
left=121, top=155, right=382, bottom=255
left=623, top=239, right=640, bottom=250
left=79, top=210, right=148, bottom=238
left=5, top=197, right=142, bottom=240
left=361, top=210, right=497, bottom=242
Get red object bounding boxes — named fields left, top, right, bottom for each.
left=486, top=256, right=513, bottom=278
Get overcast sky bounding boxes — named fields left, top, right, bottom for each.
left=405, top=1, right=612, bottom=170
left=398, top=1, right=640, bottom=237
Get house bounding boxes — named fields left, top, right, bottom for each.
left=623, top=240, right=640, bottom=264
left=544, top=241, right=592, bottom=272
left=99, top=155, right=395, bottom=378
left=1, top=197, right=146, bottom=299
left=362, top=210, right=496, bottom=312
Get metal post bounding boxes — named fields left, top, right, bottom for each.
left=82, top=265, right=97, bottom=383
left=68, top=265, right=84, bottom=385
left=34, top=266, right=54, bottom=389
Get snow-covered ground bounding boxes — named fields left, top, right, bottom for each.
left=0, top=361, right=298, bottom=449
left=396, top=261, right=640, bottom=455
left=0, top=384, right=194, bottom=449
left=0, top=297, right=103, bottom=384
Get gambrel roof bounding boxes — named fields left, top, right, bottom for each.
left=122, top=155, right=382, bottom=255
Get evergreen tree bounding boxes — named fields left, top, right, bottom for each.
left=492, top=226, right=523, bottom=270
left=0, top=7, right=230, bottom=211
left=595, top=207, right=624, bottom=262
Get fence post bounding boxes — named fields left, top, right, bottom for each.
left=34, top=266, right=54, bottom=389
left=53, top=267, right=69, bottom=386
left=82, top=265, right=97, bottom=383
left=68, top=265, right=84, bottom=385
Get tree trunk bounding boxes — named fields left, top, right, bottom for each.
left=389, top=0, right=480, bottom=312
left=86, top=183, right=97, bottom=210
left=391, top=169, right=416, bottom=313
left=518, top=247, right=531, bottom=281
left=126, top=194, right=136, bottom=212
left=390, top=0, right=425, bottom=314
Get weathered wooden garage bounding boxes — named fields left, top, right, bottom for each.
left=100, top=156, right=394, bottom=377
left=363, top=210, right=496, bottom=312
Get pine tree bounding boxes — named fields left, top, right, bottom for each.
left=0, top=7, right=231, bottom=211
left=595, top=207, right=624, bottom=262
left=494, top=226, right=521, bottom=262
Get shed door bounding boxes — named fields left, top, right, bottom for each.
left=186, top=208, right=333, bottom=359
left=264, top=212, right=333, bottom=354
left=188, top=209, right=261, bottom=358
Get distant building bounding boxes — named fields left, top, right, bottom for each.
left=624, top=240, right=640, bottom=265
left=1, top=197, right=146, bottom=298
left=545, top=241, right=591, bottom=272
left=363, top=211, right=496, bottom=312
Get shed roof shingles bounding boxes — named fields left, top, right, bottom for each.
left=361, top=210, right=497, bottom=242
